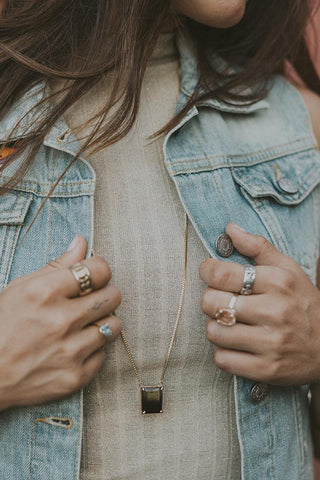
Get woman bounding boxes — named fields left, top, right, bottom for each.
left=0, top=1, right=319, bottom=479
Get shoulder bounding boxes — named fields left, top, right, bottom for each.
left=294, top=86, right=320, bottom=147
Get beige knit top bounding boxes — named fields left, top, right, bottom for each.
left=63, top=32, right=241, bottom=480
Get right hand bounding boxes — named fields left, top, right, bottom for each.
left=0, top=235, right=122, bottom=410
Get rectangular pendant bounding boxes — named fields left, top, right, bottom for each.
left=141, top=385, right=163, bottom=414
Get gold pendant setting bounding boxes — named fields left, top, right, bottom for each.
left=141, top=385, right=163, bottom=414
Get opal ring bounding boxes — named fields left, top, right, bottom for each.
left=94, top=322, right=112, bottom=337
left=215, top=294, right=238, bottom=327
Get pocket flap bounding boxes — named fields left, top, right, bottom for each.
left=0, top=191, right=32, bottom=225
left=231, top=149, right=320, bottom=205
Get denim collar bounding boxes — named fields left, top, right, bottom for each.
left=177, top=30, right=269, bottom=114
left=0, top=30, right=269, bottom=148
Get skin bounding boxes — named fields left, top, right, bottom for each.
left=1, top=1, right=320, bottom=416
left=173, top=0, right=247, bottom=28
left=0, top=238, right=122, bottom=409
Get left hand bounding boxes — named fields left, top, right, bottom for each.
left=199, top=223, right=320, bottom=386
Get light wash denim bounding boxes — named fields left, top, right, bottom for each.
left=0, top=32, right=318, bottom=479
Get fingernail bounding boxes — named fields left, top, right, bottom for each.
left=67, top=235, right=81, bottom=251
left=230, top=223, right=247, bottom=233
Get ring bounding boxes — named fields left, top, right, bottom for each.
left=240, top=264, right=256, bottom=295
left=94, top=322, right=112, bottom=337
left=69, top=262, right=93, bottom=296
left=215, top=294, right=238, bottom=327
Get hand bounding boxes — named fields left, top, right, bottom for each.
left=199, top=223, right=320, bottom=386
left=0, top=236, right=121, bottom=410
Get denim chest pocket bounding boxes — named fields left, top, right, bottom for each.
left=0, top=191, right=33, bottom=289
left=231, top=149, right=320, bottom=278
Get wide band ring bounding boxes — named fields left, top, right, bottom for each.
left=215, top=294, right=238, bottom=327
left=240, top=264, right=256, bottom=295
left=69, top=262, right=93, bottom=296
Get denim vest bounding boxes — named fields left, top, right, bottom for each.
left=0, top=33, right=318, bottom=479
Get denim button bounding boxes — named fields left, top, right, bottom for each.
left=216, top=234, right=233, bottom=257
left=277, top=177, right=299, bottom=194
left=251, top=383, right=269, bottom=403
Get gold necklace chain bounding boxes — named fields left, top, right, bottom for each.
left=120, top=213, right=189, bottom=391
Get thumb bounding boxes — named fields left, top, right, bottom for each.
left=42, top=235, right=88, bottom=273
left=225, top=223, right=297, bottom=269
left=9, top=235, right=88, bottom=287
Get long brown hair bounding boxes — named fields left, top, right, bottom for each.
left=0, top=0, right=319, bottom=199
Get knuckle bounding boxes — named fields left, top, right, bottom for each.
left=214, top=349, right=228, bottom=371
left=211, top=268, right=233, bottom=288
left=206, top=321, right=219, bottom=343
left=199, top=258, right=215, bottom=278
left=23, top=280, right=53, bottom=305
left=92, top=256, right=112, bottom=283
left=110, top=285, right=122, bottom=307
left=47, top=259, right=64, bottom=271
left=273, top=301, right=294, bottom=324
left=65, top=370, right=83, bottom=392
left=273, top=270, right=296, bottom=293
left=201, top=289, right=214, bottom=315
left=265, top=360, right=281, bottom=382
left=281, top=270, right=296, bottom=290
left=112, top=316, right=122, bottom=335
left=272, top=331, right=286, bottom=351
left=257, top=236, right=271, bottom=250
left=49, top=312, right=71, bottom=336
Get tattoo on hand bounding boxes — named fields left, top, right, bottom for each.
left=90, top=298, right=110, bottom=311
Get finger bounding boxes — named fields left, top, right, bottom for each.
left=72, top=315, right=122, bottom=360
left=9, top=236, right=88, bottom=288
left=91, top=315, right=122, bottom=344
left=199, top=258, right=279, bottom=294
left=207, top=319, right=266, bottom=354
left=214, top=347, right=267, bottom=382
left=201, top=288, right=269, bottom=325
left=44, top=255, right=112, bottom=299
left=80, top=348, right=107, bottom=387
left=225, top=223, right=298, bottom=270
left=69, top=285, right=121, bottom=328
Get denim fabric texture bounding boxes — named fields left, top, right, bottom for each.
left=0, top=31, right=318, bottom=479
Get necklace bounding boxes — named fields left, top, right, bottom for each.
left=120, top=213, right=189, bottom=414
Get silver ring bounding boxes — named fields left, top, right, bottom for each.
left=240, top=264, right=256, bottom=295
left=69, top=262, right=93, bottom=296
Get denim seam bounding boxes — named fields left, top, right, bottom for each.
left=30, top=407, right=34, bottom=480
left=3, top=225, right=20, bottom=287
left=212, top=172, right=233, bottom=223
left=234, top=164, right=320, bottom=194
left=45, top=151, right=55, bottom=263
left=75, top=391, right=84, bottom=480
left=233, top=377, right=246, bottom=480
left=169, top=138, right=314, bottom=165
left=294, top=389, right=305, bottom=479
left=0, top=176, right=95, bottom=187
left=268, top=393, right=275, bottom=480
left=254, top=200, right=289, bottom=255
left=170, top=155, right=314, bottom=175
left=1, top=188, right=94, bottom=198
